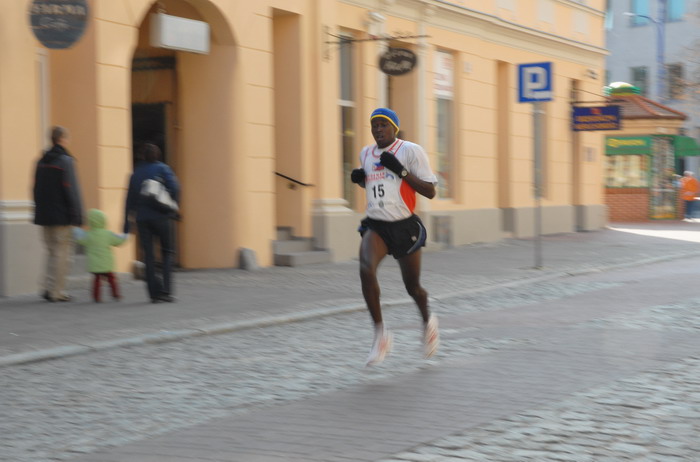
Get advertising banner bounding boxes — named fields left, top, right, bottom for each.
left=573, top=106, right=621, bottom=131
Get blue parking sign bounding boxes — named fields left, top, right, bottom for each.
left=518, top=62, right=553, bottom=102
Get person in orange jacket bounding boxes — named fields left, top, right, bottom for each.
left=680, top=171, right=699, bottom=220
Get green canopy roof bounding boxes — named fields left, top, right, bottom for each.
left=673, top=136, right=700, bottom=157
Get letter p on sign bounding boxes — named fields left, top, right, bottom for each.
left=518, top=62, right=553, bottom=103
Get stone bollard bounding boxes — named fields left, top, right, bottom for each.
left=239, top=248, right=259, bottom=271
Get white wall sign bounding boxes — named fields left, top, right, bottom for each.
left=434, top=50, right=454, bottom=99
left=150, top=13, right=210, bottom=55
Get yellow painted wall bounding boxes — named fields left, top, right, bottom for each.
left=273, top=11, right=311, bottom=237
left=0, top=0, right=608, bottom=288
left=0, top=1, right=40, bottom=200
left=335, top=1, right=605, bottom=215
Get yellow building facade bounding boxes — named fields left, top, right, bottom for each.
left=0, top=0, right=607, bottom=296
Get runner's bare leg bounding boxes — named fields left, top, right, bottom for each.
left=398, top=249, right=430, bottom=322
left=359, top=230, right=388, bottom=325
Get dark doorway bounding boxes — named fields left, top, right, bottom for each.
left=132, top=103, right=168, bottom=165
left=131, top=102, right=179, bottom=267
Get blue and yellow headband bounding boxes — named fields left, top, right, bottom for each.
left=370, top=108, right=400, bottom=134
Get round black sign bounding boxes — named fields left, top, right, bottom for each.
left=379, top=48, right=417, bottom=76
left=29, top=0, right=89, bottom=50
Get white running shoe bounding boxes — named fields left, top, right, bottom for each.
left=423, top=315, right=440, bottom=358
left=365, top=329, right=393, bottom=366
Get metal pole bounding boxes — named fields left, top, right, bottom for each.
left=533, top=101, right=544, bottom=269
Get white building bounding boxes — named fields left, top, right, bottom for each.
left=606, top=0, right=700, bottom=148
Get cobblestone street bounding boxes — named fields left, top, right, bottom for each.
left=3, top=279, right=583, bottom=461
left=3, top=254, right=700, bottom=460
left=4, top=225, right=700, bottom=461
left=383, top=356, right=700, bottom=462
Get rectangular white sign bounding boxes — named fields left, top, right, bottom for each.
left=434, top=50, right=454, bottom=99
left=150, top=13, right=210, bottom=55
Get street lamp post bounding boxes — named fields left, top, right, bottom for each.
left=625, top=0, right=667, bottom=103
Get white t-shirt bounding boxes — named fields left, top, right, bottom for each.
left=359, top=139, right=437, bottom=221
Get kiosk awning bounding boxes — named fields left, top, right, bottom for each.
left=673, top=135, right=700, bottom=157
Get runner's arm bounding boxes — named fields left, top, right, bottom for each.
left=404, top=173, right=436, bottom=199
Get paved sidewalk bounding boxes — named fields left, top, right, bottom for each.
left=2, top=222, right=700, bottom=367
left=60, top=229, right=700, bottom=462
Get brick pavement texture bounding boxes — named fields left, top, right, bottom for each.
left=5, top=223, right=700, bottom=461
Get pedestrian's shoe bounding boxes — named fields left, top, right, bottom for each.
left=50, top=294, right=73, bottom=302
left=151, top=293, right=174, bottom=303
left=423, top=315, right=440, bottom=359
left=365, top=328, right=393, bottom=367
left=41, top=291, right=51, bottom=301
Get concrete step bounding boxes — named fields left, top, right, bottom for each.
left=274, top=226, right=331, bottom=267
left=274, top=250, right=333, bottom=267
left=276, top=226, right=294, bottom=241
left=272, top=238, right=314, bottom=254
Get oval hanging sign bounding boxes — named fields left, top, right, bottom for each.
left=29, top=0, right=89, bottom=50
left=379, top=48, right=417, bottom=76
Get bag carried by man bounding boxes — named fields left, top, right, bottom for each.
left=140, top=176, right=179, bottom=213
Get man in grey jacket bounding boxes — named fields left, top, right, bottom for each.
left=33, top=126, right=84, bottom=302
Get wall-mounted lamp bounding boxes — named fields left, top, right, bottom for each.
left=367, top=11, right=386, bottom=23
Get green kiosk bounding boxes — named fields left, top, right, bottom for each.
left=604, top=84, right=700, bottom=221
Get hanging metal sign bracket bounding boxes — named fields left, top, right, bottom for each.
left=323, top=27, right=429, bottom=61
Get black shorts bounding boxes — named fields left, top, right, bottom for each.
left=358, top=215, right=427, bottom=259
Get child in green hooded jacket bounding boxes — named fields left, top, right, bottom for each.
left=74, top=209, right=128, bottom=302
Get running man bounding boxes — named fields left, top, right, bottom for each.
left=351, top=108, right=440, bottom=366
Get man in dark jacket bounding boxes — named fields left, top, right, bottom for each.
left=33, top=126, right=84, bottom=302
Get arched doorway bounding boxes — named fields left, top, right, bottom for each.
left=131, top=0, right=238, bottom=268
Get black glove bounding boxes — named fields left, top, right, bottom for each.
left=351, top=168, right=366, bottom=185
left=379, top=152, right=405, bottom=176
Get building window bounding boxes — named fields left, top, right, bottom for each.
left=630, top=66, right=648, bottom=96
left=574, top=11, right=589, bottom=34
left=605, top=154, right=649, bottom=187
left=666, top=63, right=684, bottom=100
left=538, top=0, right=554, bottom=23
left=497, top=0, right=516, bottom=11
left=667, top=0, right=685, bottom=21
left=434, top=50, right=455, bottom=199
left=339, top=34, right=357, bottom=208
left=605, top=0, right=614, bottom=30
left=629, top=0, right=650, bottom=26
